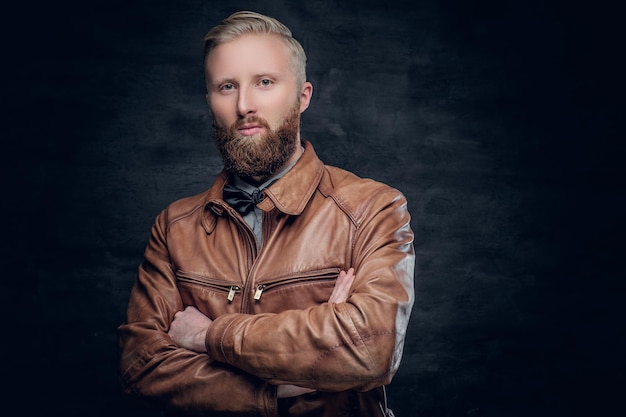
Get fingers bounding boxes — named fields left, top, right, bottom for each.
left=171, top=306, right=213, bottom=329
left=327, top=272, right=343, bottom=303
left=168, top=306, right=212, bottom=353
left=336, top=268, right=355, bottom=302
left=328, top=268, right=355, bottom=303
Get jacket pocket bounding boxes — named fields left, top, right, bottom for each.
left=251, top=267, right=342, bottom=310
left=176, top=270, right=243, bottom=315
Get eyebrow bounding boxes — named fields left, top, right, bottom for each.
left=211, top=72, right=283, bottom=88
left=210, top=77, right=235, bottom=88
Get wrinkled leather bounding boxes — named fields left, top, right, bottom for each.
left=118, top=140, right=415, bottom=416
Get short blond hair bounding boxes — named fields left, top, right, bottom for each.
left=203, top=11, right=307, bottom=87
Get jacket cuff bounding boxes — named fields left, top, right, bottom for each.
left=263, top=382, right=279, bottom=417
left=205, top=315, right=280, bottom=417
left=205, top=313, right=238, bottom=363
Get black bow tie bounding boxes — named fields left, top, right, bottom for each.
left=223, top=184, right=265, bottom=215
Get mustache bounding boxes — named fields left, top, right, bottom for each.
left=233, top=116, right=271, bottom=131
left=211, top=116, right=272, bottom=132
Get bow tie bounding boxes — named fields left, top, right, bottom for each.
left=223, top=184, right=266, bottom=215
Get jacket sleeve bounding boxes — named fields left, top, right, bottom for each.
left=205, top=189, right=415, bottom=392
left=117, top=210, right=277, bottom=416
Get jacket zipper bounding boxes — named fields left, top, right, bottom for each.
left=253, top=267, right=341, bottom=301
left=176, top=270, right=241, bottom=303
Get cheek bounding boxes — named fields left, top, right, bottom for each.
left=267, top=99, right=298, bottom=128
left=211, top=113, right=227, bottom=128
left=210, top=105, right=233, bottom=127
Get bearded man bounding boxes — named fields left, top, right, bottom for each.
left=118, top=11, right=415, bottom=417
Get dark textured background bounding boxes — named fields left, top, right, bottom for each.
left=3, top=0, right=624, bottom=416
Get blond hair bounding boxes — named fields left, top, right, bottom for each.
left=204, top=11, right=307, bottom=86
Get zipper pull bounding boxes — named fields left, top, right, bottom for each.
left=227, top=285, right=240, bottom=302
left=254, top=284, right=266, bottom=301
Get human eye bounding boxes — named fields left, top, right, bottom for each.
left=258, top=78, right=273, bottom=87
left=219, top=83, right=235, bottom=92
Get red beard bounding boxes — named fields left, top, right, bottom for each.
left=213, top=103, right=301, bottom=182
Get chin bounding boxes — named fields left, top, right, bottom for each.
left=239, top=133, right=264, bottom=141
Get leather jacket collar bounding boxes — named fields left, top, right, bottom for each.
left=205, top=140, right=324, bottom=217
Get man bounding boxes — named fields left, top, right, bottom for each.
left=118, top=10, right=415, bottom=417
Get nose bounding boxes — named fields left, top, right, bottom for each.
left=237, top=86, right=256, bottom=118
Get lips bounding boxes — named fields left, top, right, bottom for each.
left=237, top=123, right=265, bottom=136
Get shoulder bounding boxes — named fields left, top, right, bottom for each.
left=320, top=165, right=409, bottom=224
left=157, top=190, right=210, bottom=227
left=155, top=172, right=227, bottom=226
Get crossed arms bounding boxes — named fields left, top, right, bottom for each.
left=168, top=268, right=356, bottom=398
left=118, top=189, right=415, bottom=414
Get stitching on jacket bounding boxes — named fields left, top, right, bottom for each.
left=328, top=193, right=359, bottom=227
left=308, top=330, right=393, bottom=382
left=218, top=317, right=238, bottom=363
left=121, top=334, right=171, bottom=389
left=344, top=302, right=371, bottom=362
left=165, top=202, right=206, bottom=234
left=331, top=187, right=404, bottom=257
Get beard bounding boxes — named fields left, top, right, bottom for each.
left=213, top=103, right=301, bottom=182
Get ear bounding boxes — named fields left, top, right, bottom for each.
left=298, top=82, right=313, bottom=113
left=205, top=93, right=211, bottom=108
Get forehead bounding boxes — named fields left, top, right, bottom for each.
left=205, top=33, right=293, bottom=81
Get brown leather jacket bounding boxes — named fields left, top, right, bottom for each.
left=118, top=140, right=415, bottom=416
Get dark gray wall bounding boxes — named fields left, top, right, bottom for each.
left=4, top=0, right=623, bottom=416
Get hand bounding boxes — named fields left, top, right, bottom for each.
left=328, top=268, right=355, bottom=303
left=277, top=268, right=356, bottom=397
left=168, top=306, right=213, bottom=353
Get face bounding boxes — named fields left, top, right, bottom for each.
left=205, top=33, right=313, bottom=182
